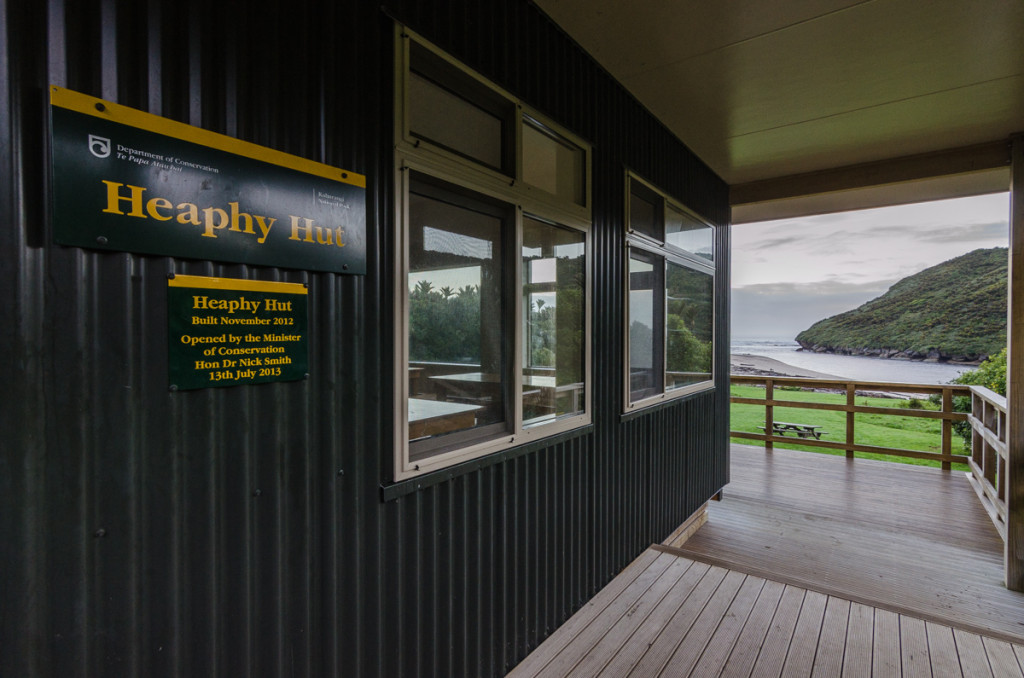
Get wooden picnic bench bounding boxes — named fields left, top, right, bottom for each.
left=758, top=421, right=829, bottom=440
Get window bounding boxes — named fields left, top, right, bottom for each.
left=625, top=174, right=715, bottom=410
left=522, top=217, right=586, bottom=427
left=407, top=41, right=516, bottom=173
left=522, top=117, right=587, bottom=206
left=395, top=28, right=591, bottom=479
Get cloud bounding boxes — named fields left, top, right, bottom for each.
left=916, top=222, right=1007, bottom=243
left=744, top=236, right=803, bottom=250
left=735, top=279, right=895, bottom=297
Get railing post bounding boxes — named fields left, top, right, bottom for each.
left=941, top=387, right=952, bottom=471
left=765, top=378, right=774, bottom=453
left=1007, top=131, right=1024, bottom=591
left=845, top=383, right=855, bottom=459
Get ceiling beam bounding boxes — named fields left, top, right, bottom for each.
left=730, top=141, right=1012, bottom=207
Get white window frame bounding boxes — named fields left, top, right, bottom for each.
left=624, top=172, right=716, bottom=412
left=393, top=26, right=593, bottom=480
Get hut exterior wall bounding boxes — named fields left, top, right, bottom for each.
left=0, top=1, right=730, bottom=676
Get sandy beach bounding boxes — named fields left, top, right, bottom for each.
left=731, top=353, right=842, bottom=379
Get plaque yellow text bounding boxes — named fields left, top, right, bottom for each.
left=100, top=180, right=346, bottom=250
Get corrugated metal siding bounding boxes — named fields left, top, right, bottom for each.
left=1, top=1, right=730, bottom=676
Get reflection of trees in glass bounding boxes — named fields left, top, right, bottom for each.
left=555, top=259, right=584, bottom=385
left=666, top=264, right=713, bottom=376
left=529, top=298, right=555, bottom=366
left=525, top=249, right=585, bottom=386
left=666, top=317, right=711, bottom=372
left=409, top=280, right=482, bottom=363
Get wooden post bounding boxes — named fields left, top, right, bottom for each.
left=941, top=387, right=952, bottom=471
left=1007, top=133, right=1024, bottom=591
left=846, top=384, right=856, bottom=459
left=765, top=379, right=774, bottom=453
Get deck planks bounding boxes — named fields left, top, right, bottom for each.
left=782, top=589, right=828, bottom=676
left=842, top=602, right=874, bottom=677
left=748, top=585, right=806, bottom=678
left=899, top=616, right=932, bottom=678
left=718, top=579, right=786, bottom=677
left=926, top=622, right=963, bottom=678
left=510, top=548, right=1024, bottom=677
left=561, top=556, right=694, bottom=678
left=952, top=628, right=994, bottom=678
left=873, top=608, right=903, bottom=678
left=592, top=561, right=711, bottom=677
left=686, top=575, right=764, bottom=677
left=812, top=596, right=850, bottom=677
left=674, top=444, right=1024, bottom=641
left=511, top=445, right=1024, bottom=677
left=982, top=637, right=1024, bottom=677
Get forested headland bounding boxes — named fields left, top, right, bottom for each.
left=795, top=247, right=1007, bottom=363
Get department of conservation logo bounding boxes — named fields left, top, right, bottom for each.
left=88, top=134, right=111, bottom=159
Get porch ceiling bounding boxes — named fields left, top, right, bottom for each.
left=535, top=0, right=1024, bottom=220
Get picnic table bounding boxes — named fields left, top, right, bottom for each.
left=758, top=421, right=828, bottom=440
left=408, top=398, right=483, bottom=440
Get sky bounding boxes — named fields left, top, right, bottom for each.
left=731, top=192, right=1010, bottom=341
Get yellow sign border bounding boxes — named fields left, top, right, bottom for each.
left=168, top=274, right=308, bottom=295
left=51, top=85, right=365, bottom=188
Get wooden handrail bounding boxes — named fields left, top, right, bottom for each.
left=730, top=375, right=971, bottom=469
left=964, top=385, right=1009, bottom=540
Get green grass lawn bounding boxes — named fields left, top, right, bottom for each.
left=730, top=384, right=970, bottom=470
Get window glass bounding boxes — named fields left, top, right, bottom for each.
left=409, top=71, right=505, bottom=170
left=522, top=218, right=586, bottom=427
left=665, top=263, right=714, bottom=390
left=629, top=252, right=662, bottom=401
left=629, top=190, right=659, bottom=241
left=523, top=119, right=585, bottom=206
left=629, top=179, right=665, bottom=241
left=407, top=190, right=506, bottom=448
left=665, top=205, right=714, bottom=261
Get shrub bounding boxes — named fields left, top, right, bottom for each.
left=948, top=349, right=1007, bottom=445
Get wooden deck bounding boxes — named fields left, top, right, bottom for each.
left=510, top=444, right=1024, bottom=677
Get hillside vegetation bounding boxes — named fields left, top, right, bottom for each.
left=796, top=247, right=1006, bottom=362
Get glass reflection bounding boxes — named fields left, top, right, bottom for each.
left=522, top=217, right=586, bottom=427
left=665, top=262, right=713, bottom=389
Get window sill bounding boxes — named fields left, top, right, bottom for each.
left=381, top=423, right=594, bottom=502
left=621, top=382, right=715, bottom=422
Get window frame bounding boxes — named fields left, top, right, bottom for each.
left=624, top=172, right=716, bottom=412
left=393, top=27, right=592, bottom=481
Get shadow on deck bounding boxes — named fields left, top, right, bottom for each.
left=510, top=444, right=1024, bottom=677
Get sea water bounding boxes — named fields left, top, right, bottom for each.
left=731, top=338, right=972, bottom=385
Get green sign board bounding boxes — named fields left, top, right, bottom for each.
left=50, top=86, right=366, bottom=274
left=167, top=275, right=309, bottom=390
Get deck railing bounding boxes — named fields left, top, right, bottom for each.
left=730, top=375, right=970, bottom=470
left=965, top=385, right=1009, bottom=539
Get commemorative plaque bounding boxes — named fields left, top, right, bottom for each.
left=167, top=274, right=309, bottom=390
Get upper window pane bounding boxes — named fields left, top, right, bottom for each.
left=629, top=252, right=663, bottom=401
left=409, top=71, right=505, bottom=170
left=522, top=218, right=586, bottom=427
left=629, top=182, right=661, bottom=241
left=523, top=119, right=585, bottom=206
left=407, top=189, right=507, bottom=451
left=665, top=205, right=714, bottom=261
left=665, top=262, right=713, bottom=390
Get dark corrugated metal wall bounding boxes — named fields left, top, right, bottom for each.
left=1, top=1, right=730, bottom=676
